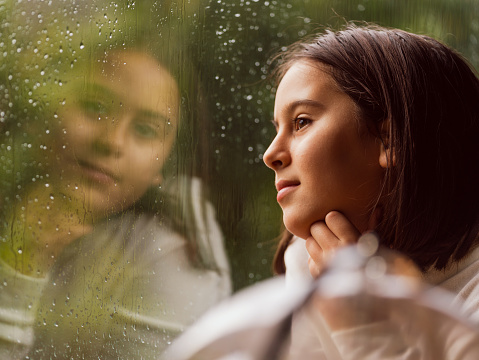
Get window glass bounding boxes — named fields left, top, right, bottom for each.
left=0, top=0, right=477, bottom=358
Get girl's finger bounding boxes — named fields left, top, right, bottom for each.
left=308, top=256, right=323, bottom=278
left=305, top=235, right=323, bottom=262
left=309, top=221, right=339, bottom=251
left=305, top=235, right=327, bottom=278
left=324, top=211, right=361, bottom=245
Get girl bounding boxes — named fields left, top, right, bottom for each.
left=262, top=24, right=479, bottom=358
left=163, top=23, right=479, bottom=360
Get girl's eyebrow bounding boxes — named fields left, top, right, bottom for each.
left=287, top=99, right=324, bottom=112
left=78, top=82, right=168, bottom=123
left=137, top=108, right=168, bottom=123
left=79, top=82, right=117, bottom=100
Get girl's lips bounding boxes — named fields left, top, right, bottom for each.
left=277, top=185, right=298, bottom=202
left=77, top=160, right=118, bottom=185
left=275, top=179, right=300, bottom=202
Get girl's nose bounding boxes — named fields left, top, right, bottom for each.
left=92, top=116, right=130, bottom=157
left=263, top=134, right=290, bottom=170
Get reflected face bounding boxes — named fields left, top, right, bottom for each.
left=54, top=51, right=179, bottom=217
left=263, top=61, right=384, bottom=239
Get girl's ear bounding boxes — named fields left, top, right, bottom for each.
left=379, top=142, right=396, bottom=168
left=378, top=119, right=396, bottom=169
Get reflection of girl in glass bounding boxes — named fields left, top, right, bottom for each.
left=0, top=9, right=230, bottom=360
left=263, top=25, right=479, bottom=357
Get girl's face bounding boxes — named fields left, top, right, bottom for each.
left=263, top=60, right=385, bottom=239
left=52, top=51, right=179, bottom=217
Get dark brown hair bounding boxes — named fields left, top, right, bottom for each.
left=273, top=24, right=479, bottom=273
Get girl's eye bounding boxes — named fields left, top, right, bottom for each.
left=293, top=117, right=311, bottom=131
left=133, top=122, right=159, bottom=139
left=79, top=99, right=109, bottom=119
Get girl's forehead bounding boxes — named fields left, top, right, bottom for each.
left=279, top=60, right=339, bottom=88
left=90, top=53, right=179, bottom=117
left=276, top=61, right=341, bottom=99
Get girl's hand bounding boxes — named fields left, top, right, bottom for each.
left=305, top=211, right=360, bottom=278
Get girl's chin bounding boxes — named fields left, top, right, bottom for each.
left=283, top=216, right=312, bottom=240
